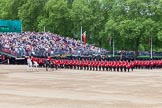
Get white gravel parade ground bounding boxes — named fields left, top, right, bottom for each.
left=0, top=65, right=162, bottom=108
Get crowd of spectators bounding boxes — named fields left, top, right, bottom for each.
left=1, top=32, right=162, bottom=58
left=0, top=32, right=107, bottom=57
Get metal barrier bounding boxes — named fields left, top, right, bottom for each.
left=0, top=59, right=9, bottom=64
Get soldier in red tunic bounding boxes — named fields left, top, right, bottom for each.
left=109, top=61, right=112, bottom=71
left=119, top=61, right=123, bottom=72
left=96, top=60, right=99, bottom=71
left=112, top=61, right=116, bottom=72
left=130, top=61, right=134, bottom=71
left=50, top=59, right=55, bottom=71
left=89, top=60, right=92, bottom=70
left=83, top=59, right=87, bottom=70
left=116, top=61, right=119, bottom=72
left=97, top=61, right=101, bottom=71
left=80, top=59, right=83, bottom=70
left=123, top=61, right=127, bottom=72
left=126, top=62, right=131, bottom=72
left=54, top=59, right=59, bottom=70
left=105, top=61, right=109, bottom=71
left=87, top=60, right=90, bottom=70
left=76, top=59, right=80, bottom=70
left=102, top=60, right=105, bottom=71
left=92, top=60, right=96, bottom=71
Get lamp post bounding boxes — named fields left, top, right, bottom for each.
left=113, top=38, right=115, bottom=57
left=150, top=35, right=153, bottom=59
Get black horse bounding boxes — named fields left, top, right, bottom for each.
left=44, top=59, right=50, bottom=71
left=44, top=59, right=56, bottom=71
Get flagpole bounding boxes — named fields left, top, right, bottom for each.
left=44, top=26, right=46, bottom=32
left=151, top=35, right=153, bottom=59
left=81, top=26, right=82, bottom=42
left=21, top=20, right=22, bottom=33
left=113, top=38, right=115, bottom=57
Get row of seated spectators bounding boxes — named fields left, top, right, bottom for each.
left=0, top=32, right=161, bottom=58
left=0, top=32, right=106, bottom=57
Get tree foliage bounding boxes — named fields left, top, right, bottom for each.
left=0, top=0, right=162, bottom=53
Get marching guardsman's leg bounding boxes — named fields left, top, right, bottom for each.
left=64, top=64, right=66, bottom=69
left=107, top=66, right=109, bottom=71
left=124, top=66, right=126, bottom=72
left=91, top=63, right=93, bottom=71
left=60, top=64, right=63, bottom=68
left=150, top=65, right=152, bottom=70
left=90, top=65, right=92, bottom=70
left=84, top=64, right=86, bottom=70
left=99, top=66, right=101, bottom=71
left=127, top=64, right=131, bottom=72
left=68, top=64, right=71, bottom=69
left=71, top=64, right=73, bottom=69
left=109, top=66, right=112, bottom=71
left=68, top=64, right=70, bottom=69
left=77, top=65, right=79, bottom=69
left=87, top=65, right=89, bottom=70
left=135, top=65, right=137, bottom=69
left=74, top=64, right=77, bottom=69
left=59, top=64, right=62, bottom=68
left=120, top=66, right=123, bottom=72
left=131, top=67, right=133, bottom=71
left=55, top=64, right=58, bottom=70
left=102, top=66, right=105, bottom=71
left=113, top=67, right=116, bottom=72
left=117, top=67, right=119, bottom=72
left=106, top=66, right=108, bottom=71
left=51, top=62, right=54, bottom=71
left=127, top=68, right=130, bottom=72
left=84, top=65, right=86, bottom=70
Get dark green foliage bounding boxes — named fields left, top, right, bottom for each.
left=0, top=0, right=162, bottom=51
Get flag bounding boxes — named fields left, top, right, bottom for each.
left=82, top=31, right=86, bottom=44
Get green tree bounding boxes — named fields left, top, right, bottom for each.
left=103, top=0, right=162, bottom=56
left=1, top=0, right=162, bottom=53
left=18, top=0, right=47, bottom=31
left=38, top=0, right=71, bottom=36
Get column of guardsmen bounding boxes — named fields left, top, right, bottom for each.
left=30, top=57, right=162, bottom=72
